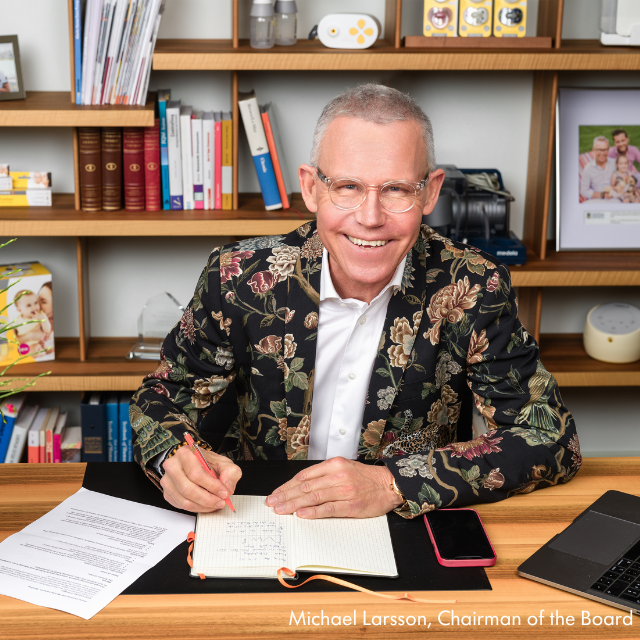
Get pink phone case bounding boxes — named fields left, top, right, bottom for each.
left=423, top=508, right=496, bottom=567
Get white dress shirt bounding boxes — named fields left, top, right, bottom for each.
left=307, top=248, right=406, bottom=460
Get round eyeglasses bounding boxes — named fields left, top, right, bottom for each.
left=315, top=168, right=429, bottom=214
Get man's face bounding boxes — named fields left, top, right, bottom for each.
left=300, top=117, right=444, bottom=301
left=614, top=133, right=629, bottom=154
left=593, top=141, right=609, bottom=165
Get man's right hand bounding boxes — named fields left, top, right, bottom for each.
left=160, top=444, right=242, bottom=513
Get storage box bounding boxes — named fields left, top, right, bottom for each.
left=0, top=262, right=54, bottom=364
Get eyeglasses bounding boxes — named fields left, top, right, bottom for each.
left=315, top=168, right=429, bottom=213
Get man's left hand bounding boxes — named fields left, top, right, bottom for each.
left=265, top=457, right=403, bottom=518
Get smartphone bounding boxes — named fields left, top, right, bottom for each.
left=424, top=508, right=496, bottom=567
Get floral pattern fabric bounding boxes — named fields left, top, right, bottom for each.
left=131, top=222, right=580, bottom=518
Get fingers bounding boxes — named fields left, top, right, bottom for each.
left=271, top=457, right=349, bottom=495
left=203, top=449, right=243, bottom=494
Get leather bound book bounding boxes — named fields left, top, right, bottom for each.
left=123, top=128, right=145, bottom=211
left=79, top=127, right=102, bottom=212
left=101, top=127, right=122, bottom=211
left=144, top=119, right=161, bottom=211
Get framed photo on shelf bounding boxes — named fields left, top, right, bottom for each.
left=557, top=88, right=640, bottom=251
left=0, top=35, right=25, bottom=102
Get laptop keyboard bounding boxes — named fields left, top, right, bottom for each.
left=591, top=540, right=640, bottom=604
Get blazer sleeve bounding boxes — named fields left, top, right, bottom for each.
left=385, top=264, right=581, bottom=518
left=130, top=248, right=236, bottom=488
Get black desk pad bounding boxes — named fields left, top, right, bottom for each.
left=82, top=462, right=491, bottom=595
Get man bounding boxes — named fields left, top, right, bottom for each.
left=580, top=136, right=617, bottom=201
left=131, top=84, right=580, bottom=520
left=609, top=128, right=640, bottom=174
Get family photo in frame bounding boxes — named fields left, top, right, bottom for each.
left=0, top=35, right=25, bottom=101
left=557, top=88, right=640, bottom=251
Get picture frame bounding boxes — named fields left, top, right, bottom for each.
left=556, top=88, right=640, bottom=251
left=0, top=35, right=25, bottom=102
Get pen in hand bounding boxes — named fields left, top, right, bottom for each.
left=183, top=432, right=235, bottom=512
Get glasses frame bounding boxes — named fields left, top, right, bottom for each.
left=315, top=167, right=430, bottom=213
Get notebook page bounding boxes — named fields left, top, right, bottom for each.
left=293, top=514, right=398, bottom=577
left=192, top=495, right=294, bottom=577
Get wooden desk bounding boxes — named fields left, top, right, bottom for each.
left=0, top=458, right=639, bottom=639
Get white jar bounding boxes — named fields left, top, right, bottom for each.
left=275, top=0, right=297, bottom=46
left=250, top=0, right=275, bottom=49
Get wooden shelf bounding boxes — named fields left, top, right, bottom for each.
left=0, top=193, right=314, bottom=236
left=539, top=333, right=640, bottom=387
left=153, top=39, right=640, bottom=72
left=510, top=246, right=640, bottom=287
left=0, top=92, right=155, bottom=127
left=3, top=338, right=154, bottom=392
left=3, top=334, right=638, bottom=392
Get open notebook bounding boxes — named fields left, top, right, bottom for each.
left=191, top=495, right=398, bottom=579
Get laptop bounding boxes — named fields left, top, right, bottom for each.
left=518, top=490, right=640, bottom=614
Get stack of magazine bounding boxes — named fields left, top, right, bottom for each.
left=73, top=0, right=166, bottom=106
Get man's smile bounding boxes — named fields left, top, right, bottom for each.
left=346, top=235, right=389, bottom=248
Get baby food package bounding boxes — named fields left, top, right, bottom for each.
left=0, top=262, right=54, bottom=364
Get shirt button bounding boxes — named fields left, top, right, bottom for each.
left=348, top=372, right=356, bottom=380
left=359, top=317, right=367, bottom=325
left=339, top=428, right=346, bottom=436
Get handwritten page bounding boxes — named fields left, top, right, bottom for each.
left=192, top=495, right=294, bottom=577
left=0, top=488, right=194, bottom=619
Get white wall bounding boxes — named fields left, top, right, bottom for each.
left=0, top=0, right=638, bottom=456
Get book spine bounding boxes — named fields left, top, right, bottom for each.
left=45, top=428, right=53, bottom=464
left=167, top=104, right=183, bottom=210
left=214, top=119, right=222, bottom=209
left=119, top=398, right=132, bottom=463
left=221, top=113, right=233, bottom=210
left=81, top=395, right=106, bottom=463
left=5, top=424, right=27, bottom=463
left=28, top=429, right=39, bottom=463
left=0, top=414, right=16, bottom=463
left=79, top=127, right=102, bottom=212
left=53, top=431, right=62, bottom=463
left=144, top=119, right=161, bottom=211
left=123, top=127, right=146, bottom=211
left=74, top=0, right=83, bottom=104
left=106, top=397, right=119, bottom=462
left=101, top=127, right=123, bottom=211
left=238, top=97, right=282, bottom=210
left=180, top=111, right=194, bottom=210
left=203, top=116, right=214, bottom=210
left=158, top=95, right=171, bottom=210
left=192, top=116, right=204, bottom=210
left=261, top=112, right=289, bottom=209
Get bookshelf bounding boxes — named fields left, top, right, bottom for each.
left=1, top=0, right=639, bottom=392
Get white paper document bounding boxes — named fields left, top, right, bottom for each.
left=0, top=488, right=195, bottom=619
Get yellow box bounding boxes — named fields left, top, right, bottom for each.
left=458, top=0, right=493, bottom=37
left=493, top=0, right=527, bottom=37
left=9, top=172, right=52, bottom=189
left=0, top=190, right=52, bottom=207
left=0, top=262, right=54, bottom=365
left=423, top=0, right=458, bottom=37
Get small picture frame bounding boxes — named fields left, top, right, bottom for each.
left=0, top=35, right=25, bottom=102
left=556, top=88, right=640, bottom=251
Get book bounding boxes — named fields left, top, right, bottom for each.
left=61, top=426, right=82, bottom=463
left=190, top=495, right=398, bottom=579
left=213, top=111, right=222, bottom=210
left=4, top=405, right=37, bottom=463
left=166, top=100, right=183, bottom=210
left=105, top=392, right=119, bottom=462
left=261, top=103, right=292, bottom=209
left=238, top=92, right=282, bottom=211
left=73, top=0, right=83, bottom=104
left=92, top=0, right=115, bottom=105
left=202, top=111, right=215, bottom=210
left=81, top=392, right=106, bottom=462
left=27, top=408, right=48, bottom=463
left=53, top=412, right=68, bottom=463
left=0, top=394, right=26, bottom=463
left=123, top=127, right=146, bottom=211
left=81, top=0, right=102, bottom=105
left=41, top=407, right=60, bottom=464
left=119, top=393, right=132, bottom=462
left=157, top=89, right=171, bottom=210
left=144, top=118, right=161, bottom=211
left=180, top=105, right=194, bottom=210
left=100, top=0, right=128, bottom=104
left=0, top=190, right=52, bottom=207
left=221, top=111, right=233, bottom=210
left=101, top=127, right=123, bottom=211
left=79, top=127, right=102, bottom=211
left=191, top=111, right=204, bottom=210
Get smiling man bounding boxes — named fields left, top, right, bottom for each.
left=131, top=84, right=580, bottom=519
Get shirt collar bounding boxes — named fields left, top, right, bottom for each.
left=320, top=246, right=407, bottom=304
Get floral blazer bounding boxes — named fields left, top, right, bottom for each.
left=131, top=222, right=581, bottom=519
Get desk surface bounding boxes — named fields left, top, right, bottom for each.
left=0, top=458, right=639, bottom=639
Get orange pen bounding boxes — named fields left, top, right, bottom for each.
left=183, top=432, right=235, bottom=512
